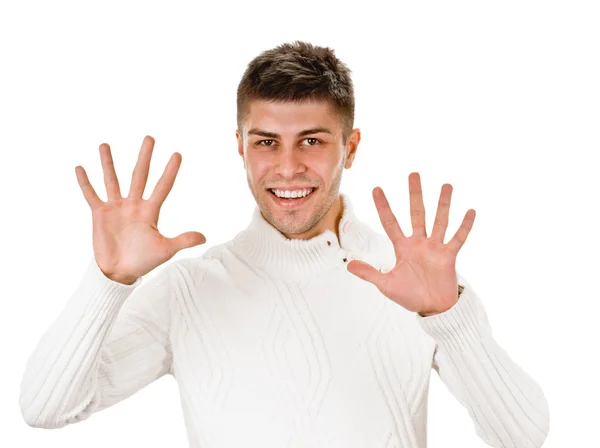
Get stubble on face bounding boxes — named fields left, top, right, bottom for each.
left=247, top=151, right=346, bottom=238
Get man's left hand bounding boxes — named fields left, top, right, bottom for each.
left=347, top=172, right=476, bottom=316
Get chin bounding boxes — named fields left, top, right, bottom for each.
left=261, top=189, right=322, bottom=233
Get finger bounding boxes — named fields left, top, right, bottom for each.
left=346, top=259, right=385, bottom=286
left=447, top=209, right=476, bottom=255
left=149, top=152, right=182, bottom=207
left=166, top=231, right=207, bottom=255
left=430, top=183, right=452, bottom=244
left=75, top=165, right=103, bottom=210
left=373, top=187, right=406, bottom=250
left=99, top=143, right=122, bottom=201
left=128, top=135, right=155, bottom=199
left=409, top=172, right=427, bottom=237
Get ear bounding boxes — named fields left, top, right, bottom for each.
left=344, top=128, right=361, bottom=169
left=236, top=130, right=245, bottom=161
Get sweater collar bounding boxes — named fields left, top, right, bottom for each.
left=229, top=192, right=375, bottom=280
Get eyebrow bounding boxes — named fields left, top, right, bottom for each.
left=247, top=127, right=333, bottom=138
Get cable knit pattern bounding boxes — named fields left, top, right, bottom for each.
left=19, top=192, right=549, bottom=447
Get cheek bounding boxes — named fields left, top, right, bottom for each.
left=246, top=156, right=272, bottom=184
left=313, top=155, right=342, bottom=180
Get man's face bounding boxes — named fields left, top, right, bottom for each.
left=236, top=99, right=360, bottom=239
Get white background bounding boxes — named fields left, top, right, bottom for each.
left=1, top=0, right=598, bottom=446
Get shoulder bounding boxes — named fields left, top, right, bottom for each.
left=164, top=242, right=228, bottom=287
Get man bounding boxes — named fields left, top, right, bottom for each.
left=19, top=41, right=549, bottom=447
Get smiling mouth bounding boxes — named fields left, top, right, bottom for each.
left=268, top=187, right=317, bottom=202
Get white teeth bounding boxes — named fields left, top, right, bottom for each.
left=271, top=188, right=314, bottom=198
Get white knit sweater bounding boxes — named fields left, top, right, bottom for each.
left=19, top=192, right=549, bottom=447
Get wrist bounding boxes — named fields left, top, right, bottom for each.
left=418, top=284, right=464, bottom=317
left=106, top=273, right=138, bottom=285
left=417, top=285, right=490, bottom=352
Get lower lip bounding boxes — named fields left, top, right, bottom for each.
left=269, top=189, right=316, bottom=208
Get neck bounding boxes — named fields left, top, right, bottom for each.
left=229, top=192, right=379, bottom=280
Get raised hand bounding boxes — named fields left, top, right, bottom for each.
left=75, top=135, right=206, bottom=284
left=346, top=172, right=476, bottom=316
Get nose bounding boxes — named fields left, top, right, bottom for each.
left=274, top=145, right=306, bottom=178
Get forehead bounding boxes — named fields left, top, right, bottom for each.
left=244, top=99, right=341, bottom=135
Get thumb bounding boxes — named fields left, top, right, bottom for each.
left=167, top=232, right=207, bottom=254
left=346, top=259, right=384, bottom=286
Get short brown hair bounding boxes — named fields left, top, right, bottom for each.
left=236, top=41, right=355, bottom=145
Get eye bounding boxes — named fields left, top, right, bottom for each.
left=303, top=138, right=321, bottom=145
left=257, top=139, right=275, bottom=146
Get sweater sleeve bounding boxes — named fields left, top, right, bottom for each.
left=19, top=255, right=174, bottom=429
left=416, top=272, right=550, bottom=448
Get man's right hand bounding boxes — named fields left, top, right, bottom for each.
left=75, top=135, right=206, bottom=285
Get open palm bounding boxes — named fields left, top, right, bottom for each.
left=75, top=136, right=207, bottom=283
left=347, top=172, right=476, bottom=316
